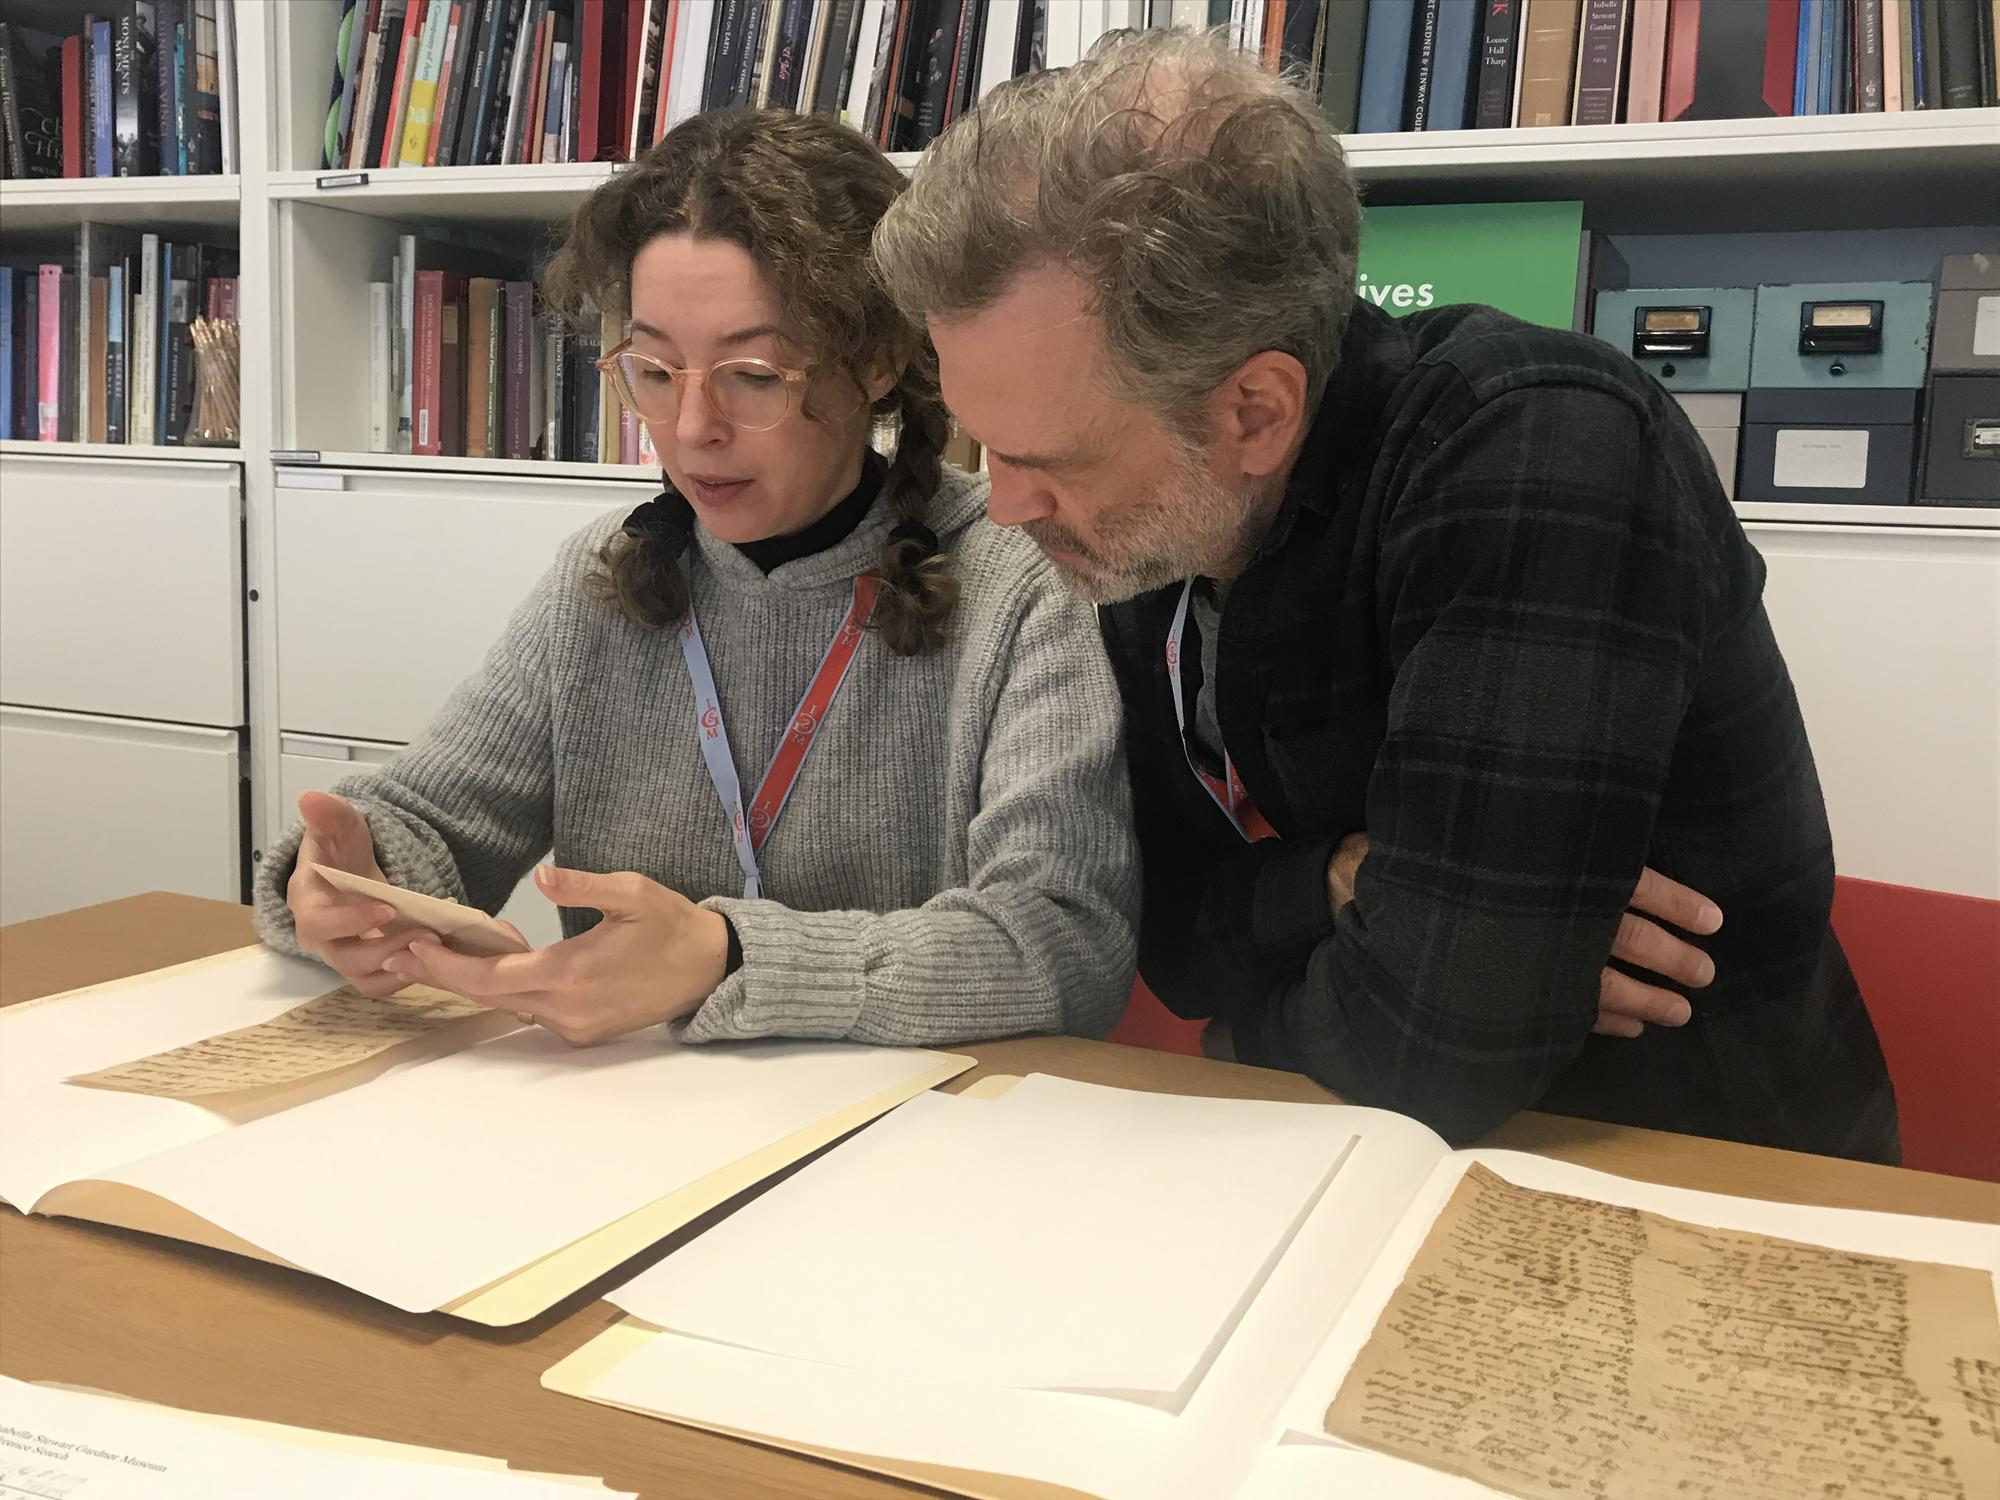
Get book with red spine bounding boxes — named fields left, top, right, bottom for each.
left=579, top=0, right=616, bottom=160
left=1664, top=0, right=1798, bottom=120
left=525, top=7, right=554, bottom=162
left=440, top=287, right=467, bottom=456
left=380, top=0, right=428, bottom=168
left=651, top=0, right=681, bottom=144
left=413, top=269, right=444, bottom=455
left=61, top=35, right=84, bottom=177
left=618, top=405, right=639, bottom=465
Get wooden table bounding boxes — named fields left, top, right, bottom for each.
left=4, top=894, right=1995, bottom=1498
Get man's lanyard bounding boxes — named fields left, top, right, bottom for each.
left=1166, top=580, right=1276, bottom=844
left=679, top=574, right=881, bottom=898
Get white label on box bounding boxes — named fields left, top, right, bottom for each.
left=1974, top=295, right=2000, bottom=358
left=1773, top=429, right=1870, bottom=490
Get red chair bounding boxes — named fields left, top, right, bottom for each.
left=1108, top=878, right=2000, bottom=1182
left=1833, top=876, right=2000, bottom=1184
left=1106, top=976, right=1205, bottom=1056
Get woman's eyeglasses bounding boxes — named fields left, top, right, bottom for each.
left=596, top=342, right=854, bottom=434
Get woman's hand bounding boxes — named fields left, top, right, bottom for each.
left=382, top=865, right=731, bottom=1045
left=286, top=791, right=419, bottom=997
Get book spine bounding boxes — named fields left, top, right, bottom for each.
left=1469, top=0, right=1519, bottom=125
left=426, top=3, right=462, bottom=164
left=173, top=16, right=192, bottom=172
left=191, top=0, right=220, bottom=173
left=442, top=291, right=465, bottom=455
left=772, top=0, right=817, bottom=111
left=153, top=0, right=178, bottom=172
left=349, top=30, right=383, bottom=166
left=542, top=316, right=561, bottom=459
left=37, top=265, right=61, bottom=442
left=1623, top=0, right=1668, bottom=121
left=89, top=276, right=109, bottom=444
left=1857, top=0, right=1886, bottom=108
left=579, top=0, right=606, bottom=155
left=1828, top=0, right=1847, bottom=111
left=861, top=0, right=899, bottom=137
left=543, top=43, right=568, bottom=161
left=217, top=0, right=236, bottom=170
left=0, top=27, right=24, bottom=178
left=485, top=285, right=503, bottom=458
left=58, top=271, right=79, bottom=441
left=1404, top=0, right=1442, bottom=129
left=107, top=262, right=127, bottom=444
left=521, top=2, right=553, bottom=163
left=401, top=0, right=449, bottom=164
left=18, top=273, right=37, bottom=440
left=707, top=0, right=746, bottom=107
left=1936, top=0, right=1980, bottom=103
left=0, top=270, right=13, bottom=440
left=466, top=279, right=491, bottom=458
left=414, top=269, right=442, bottom=455
left=619, top=405, right=638, bottom=465
left=503, top=282, right=532, bottom=459
left=437, top=0, right=482, bottom=163
left=93, top=21, right=115, bottom=176
left=62, top=36, right=84, bottom=177
left=461, top=0, right=508, bottom=165
left=1357, top=0, right=1415, bottom=132
left=814, top=0, right=858, bottom=113
left=397, top=234, right=415, bottom=453
left=113, top=14, right=142, bottom=174
left=734, top=0, right=770, bottom=109
left=1424, top=0, right=1479, bottom=129
left=651, top=0, right=681, bottom=140
left=1514, top=0, right=1581, bottom=126
left=498, top=0, right=538, bottom=164
left=1571, top=0, right=1627, bottom=124
left=133, top=235, right=156, bottom=442
left=369, top=281, right=392, bottom=450
left=163, top=251, right=194, bottom=443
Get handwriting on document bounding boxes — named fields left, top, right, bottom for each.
left=1326, top=1163, right=2000, bottom=1500
left=67, top=984, right=495, bottom=1100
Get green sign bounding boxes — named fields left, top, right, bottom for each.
left=1356, top=202, right=1585, bottom=331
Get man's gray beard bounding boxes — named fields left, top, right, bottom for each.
left=1028, top=462, right=1266, bottom=605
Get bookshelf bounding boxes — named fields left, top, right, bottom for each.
left=1, top=0, right=1995, bottom=925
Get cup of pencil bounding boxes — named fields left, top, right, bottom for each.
left=187, top=318, right=241, bottom=446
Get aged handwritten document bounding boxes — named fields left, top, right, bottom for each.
left=1327, top=1163, right=2000, bottom=1500
left=68, top=984, right=499, bottom=1100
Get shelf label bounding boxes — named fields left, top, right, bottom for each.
left=315, top=172, right=370, bottom=191
left=271, top=450, right=322, bottom=465
left=1773, top=430, right=1870, bottom=490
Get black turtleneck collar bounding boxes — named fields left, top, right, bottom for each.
left=735, top=450, right=886, bottom=575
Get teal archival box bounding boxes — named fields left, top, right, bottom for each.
left=1749, top=280, right=1934, bottom=391
left=1592, top=287, right=1756, bottom=392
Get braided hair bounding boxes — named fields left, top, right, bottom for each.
left=542, top=110, right=958, bottom=654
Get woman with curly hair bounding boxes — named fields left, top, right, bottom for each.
left=252, top=110, right=1138, bottom=1049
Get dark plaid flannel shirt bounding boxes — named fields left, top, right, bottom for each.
left=1100, top=301, right=1899, bottom=1163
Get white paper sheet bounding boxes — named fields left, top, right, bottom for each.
left=85, top=1030, right=963, bottom=1313
left=1274, top=1147, right=2000, bottom=1449
left=570, top=1098, right=1452, bottom=1500
left=0, top=1377, right=631, bottom=1498
left=607, top=1073, right=1362, bottom=1396
left=0, top=948, right=333, bottom=1211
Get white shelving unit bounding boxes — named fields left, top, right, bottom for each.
left=2, top=1, right=1995, bottom=920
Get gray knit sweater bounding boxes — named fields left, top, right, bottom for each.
left=253, top=467, right=1140, bottom=1046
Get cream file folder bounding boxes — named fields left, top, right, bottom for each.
left=2, top=945, right=971, bottom=1324
left=544, top=1074, right=2000, bottom=1500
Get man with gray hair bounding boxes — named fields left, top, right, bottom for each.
left=874, top=29, right=1898, bottom=1161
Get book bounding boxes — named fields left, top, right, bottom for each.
left=705, top=0, right=749, bottom=107
left=77, top=23, right=93, bottom=177
left=1469, top=0, right=1519, bottom=125
left=503, top=281, right=533, bottom=459
left=378, top=0, right=423, bottom=167
left=1937, top=0, right=1982, bottom=104
left=665, top=0, right=713, bottom=126
left=542, top=40, right=568, bottom=162
left=752, top=0, right=787, bottom=106
left=396, top=233, right=416, bottom=454
left=465, top=278, right=496, bottom=457
left=105, top=260, right=129, bottom=444
left=629, top=0, right=669, bottom=151
left=1314, top=0, right=1367, bottom=129
left=160, top=243, right=200, bottom=445
left=399, top=0, right=450, bottom=164
left=112, top=7, right=158, bottom=175
left=88, top=277, right=108, bottom=444
left=578, top=0, right=617, bottom=157
left=1664, top=0, right=1797, bottom=120
left=358, top=3, right=403, bottom=168
left=0, top=269, right=14, bottom=440
left=37, top=265, right=61, bottom=441
left=92, top=19, right=115, bottom=176
left=61, top=33, right=83, bottom=176
left=347, top=26, right=384, bottom=167
left=0, top=23, right=62, bottom=178
left=454, top=0, right=503, bottom=164
left=598, top=306, right=619, bottom=461
left=766, top=0, right=812, bottom=111
left=1623, top=0, right=1668, bottom=120
left=57, top=269, right=79, bottom=442
left=524, top=0, right=556, bottom=162
left=1829, top=0, right=1848, bottom=111
left=880, top=0, right=925, bottom=146
left=1403, top=0, right=1443, bottom=128
left=1415, top=0, right=1478, bottom=128
left=190, top=0, right=220, bottom=173
left=1895, top=0, right=1915, bottom=104
left=861, top=0, right=904, bottom=137
left=974, top=0, right=1021, bottom=102
left=18, top=272, right=38, bottom=441
left=1356, top=0, right=1415, bottom=132
left=1857, top=0, right=1886, bottom=109
left=435, top=0, right=483, bottom=163
left=1570, top=0, right=1627, bottom=124
left=216, top=0, right=235, bottom=170
left=172, top=4, right=193, bottom=171
left=497, top=0, right=540, bottom=164
left=133, top=232, right=158, bottom=443
left=912, top=0, right=964, bottom=142
left=424, top=2, right=463, bottom=164
left=413, top=268, right=446, bottom=454
left=1513, top=0, right=1581, bottom=125
left=151, top=0, right=178, bottom=172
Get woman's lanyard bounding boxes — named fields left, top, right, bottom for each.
left=1165, top=580, right=1276, bottom=844
left=678, top=574, right=881, bottom=898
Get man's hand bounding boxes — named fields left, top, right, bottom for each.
left=382, top=864, right=730, bottom=1046
left=1327, top=836, right=1722, bottom=1038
